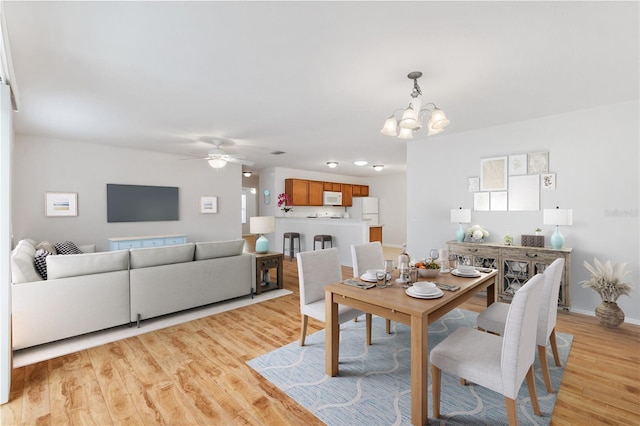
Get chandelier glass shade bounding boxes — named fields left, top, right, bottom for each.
left=208, top=158, right=227, bottom=168
left=381, top=71, right=450, bottom=139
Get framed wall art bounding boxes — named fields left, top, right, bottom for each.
left=542, top=173, right=556, bottom=190
left=508, top=175, right=540, bottom=211
left=480, top=156, right=507, bottom=191
left=200, top=196, right=218, bottom=213
left=490, top=191, right=508, bottom=211
left=528, top=152, right=549, bottom=173
left=468, top=177, right=479, bottom=192
left=508, top=154, right=527, bottom=175
left=45, top=192, right=78, bottom=217
left=474, top=192, right=490, bottom=211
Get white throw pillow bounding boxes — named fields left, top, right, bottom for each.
left=10, top=240, right=43, bottom=284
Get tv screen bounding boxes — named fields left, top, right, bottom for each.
left=107, top=184, right=179, bottom=222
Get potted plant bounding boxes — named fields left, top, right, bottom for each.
left=580, top=258, right=633, bottom=328
left=466, top=225, right=489, bottom=243
left=503, top=234, right=513, bottom=246
left=535, top=227, right=542, bottom=236
left=277, top=192, right=293, bottom=214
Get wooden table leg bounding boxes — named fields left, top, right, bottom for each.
left=325, top=289, right=340, bottom=377
left=486, top=278, right=496, bottom=306
left=411, top=314, right=429, bottom=426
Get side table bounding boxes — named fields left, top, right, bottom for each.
left=255, top=252, right=284, bottom=295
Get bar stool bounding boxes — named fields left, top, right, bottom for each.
left=313, top=234, right=333, bottom=250
left=283, top=232, right=301, bottom=261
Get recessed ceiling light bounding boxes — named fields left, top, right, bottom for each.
left=353, top=160, right=368, bottom=166
left=373, top=165, right=384, bottom=172
left=243, top=171, right=252, bottom=177
left=326, top=161, right=338, bottom=168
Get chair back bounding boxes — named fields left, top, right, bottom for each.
left=297, top=248, right=343, bottom=308
left=538, top=258, right=565, bottom=346
left=351, top=242, right=385, bottom=277
left=501, top=273, right=544, bottom=399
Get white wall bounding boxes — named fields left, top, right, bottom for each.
left=407, top=101, right=640, bottom=323
left=367, top=172, right=406, bottom=248
left=12, top=135, right=244, bottom=251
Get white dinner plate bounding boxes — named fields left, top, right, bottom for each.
left=360, top=274, right=378, bottom=283
left=405, top=287, right=444, bottom=299
left=451, top=269, right=481, bottom=278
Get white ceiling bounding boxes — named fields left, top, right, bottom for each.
left=3, top=1, right=638, bottom=177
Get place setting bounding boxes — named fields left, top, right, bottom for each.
left=405, top=281, right=444, bottom=299
left=450, top=263, right=482, bottom=278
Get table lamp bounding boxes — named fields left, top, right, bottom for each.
left=250, top=216, right=275, bottom=253
left=543, top=206, right=573, bottom=249
left=450, top=207, right=471, bottom=242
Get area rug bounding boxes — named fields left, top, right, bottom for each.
left=14, top=289, right=292, bottom=367
left=247, top=308, right=573, bottom=425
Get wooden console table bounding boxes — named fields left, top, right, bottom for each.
left=448, top=240, right=572, bottom=310
left=255, top=252, right=284, bottom=295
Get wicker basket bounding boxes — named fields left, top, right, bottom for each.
left=521, top=235, right=544, bottom=247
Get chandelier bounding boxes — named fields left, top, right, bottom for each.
left=380, top=71, right=450, bottom=139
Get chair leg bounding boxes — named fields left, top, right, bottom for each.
left=550, top=328, right=562, bottom=367
left=300, top=315, right=308, bottom=346
left=365, top=313, right=372, bottom=345
left=526, top=365, right=541, bottom=416
left=538, top=344, right=554, bottom=393
left=431, top=364, right=441, bottom=418
left=386, top=319, right=391, bottom=334
left=505, top=397, right=518, bottom=426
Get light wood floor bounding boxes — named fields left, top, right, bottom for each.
left=2, top=253, right=639, bottom=425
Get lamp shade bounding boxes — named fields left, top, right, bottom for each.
left=208, top=158, right=227, bottom=168
left=380, top=116, right=398, bottom=136
left=397, top=127, right=414, bottom=139
left=250, top=216, right=275, bottom=234
left=543, top=208, right=573, bottom=226
left=450, top=208, right=471, bottom=223
left=430, top=108, right=450, bottom=130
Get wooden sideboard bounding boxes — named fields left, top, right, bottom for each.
left=448, top=241, right=572, bottom=310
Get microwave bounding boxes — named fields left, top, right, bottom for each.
left=323, top=191, right=342, bottom=205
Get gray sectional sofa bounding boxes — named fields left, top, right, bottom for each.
left=10, top=239, right=256, bottom=350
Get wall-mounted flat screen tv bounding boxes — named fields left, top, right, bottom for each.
left=107, top=184, right=179, bottom=222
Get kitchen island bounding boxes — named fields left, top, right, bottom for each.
left=274, top=217, right=382, bottom=267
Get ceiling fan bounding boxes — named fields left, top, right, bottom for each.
left=189, top=139, right=255, bottom=169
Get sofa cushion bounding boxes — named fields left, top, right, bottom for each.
left=129, top=243, right=195, bottom=269
left=55, top=241, right=83, bottom=255
left=34, top=249, right=52, bottom=279
left=194, top=240, right=245, bottom=260
left=47, top=250, right=130, bottom=280
left=36, top=240, right=57, bottom=255
left=10, top=240, right=43, bottom=284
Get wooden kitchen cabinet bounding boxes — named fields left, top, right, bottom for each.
left=285, top=178, right=309, bottom=206
left=369, top=226, right=382, bottom=243
left=341, top=184, right=352, bottom=206
left=308, top=180, right=324, bottom=206
left=352, top=185, right=369, bottom=197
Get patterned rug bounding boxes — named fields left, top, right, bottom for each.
left=248, top=308, right=573, bottom=425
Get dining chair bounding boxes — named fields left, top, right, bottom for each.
left=430, top=273, right=545, bottom=426
left=351, top=242, right=391, bottom=334
left=297, top=247, right=371, bottom=346
left=477, top=258, right=565, bottom=393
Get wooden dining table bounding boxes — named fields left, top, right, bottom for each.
left=325, top=269, right=498, bottom=426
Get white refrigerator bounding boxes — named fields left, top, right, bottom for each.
left=350, top=197, right=379, bottom=225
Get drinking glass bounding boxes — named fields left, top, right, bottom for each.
left=375, top=271, right=386, bottom=288
left=384, top=259, right=395, bottom=286
left=429, top=249, right=440, bottom=261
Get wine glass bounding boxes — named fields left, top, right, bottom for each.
left=429, top=249, right=439, bottom=261
left=384, top=259, right=395, bottom=285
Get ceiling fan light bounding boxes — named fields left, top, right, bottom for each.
left=430, top=108, right=450, bottom=130
left=380, top=116, right=398, bottom=136
left=397, top=127, right=414, bottom=139
left=208, top=158, right=227, bottom=168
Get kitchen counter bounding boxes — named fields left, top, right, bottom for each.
left=274, top=217, right=383, bottom=267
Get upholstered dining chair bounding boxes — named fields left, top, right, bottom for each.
left=297, top=248, right=371, bottom=346
left=477, top=258, right=565, bottom=393
left=430, top=273, right=545, bottom=426
left=351, top=242, right=391, bottom=334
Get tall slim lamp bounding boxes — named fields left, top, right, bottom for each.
left=450, top=207, right=471, bottom=242
left=250, top=216, right=275, bottom=254
left=543, top=207, right=573, bottom=249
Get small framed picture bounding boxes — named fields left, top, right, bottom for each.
left=45, top=192, right=78, bottom=217
left=480, top=156, right=507, bottom=191
left=528, top=152, right=549, bottom=173
left=542, top=173, right=556, bottom=190
left=200, top=196, right=218, bottom=213
left=468, top=177, right=479, bottom=192
left=508, top=154, right=527, bottom=175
